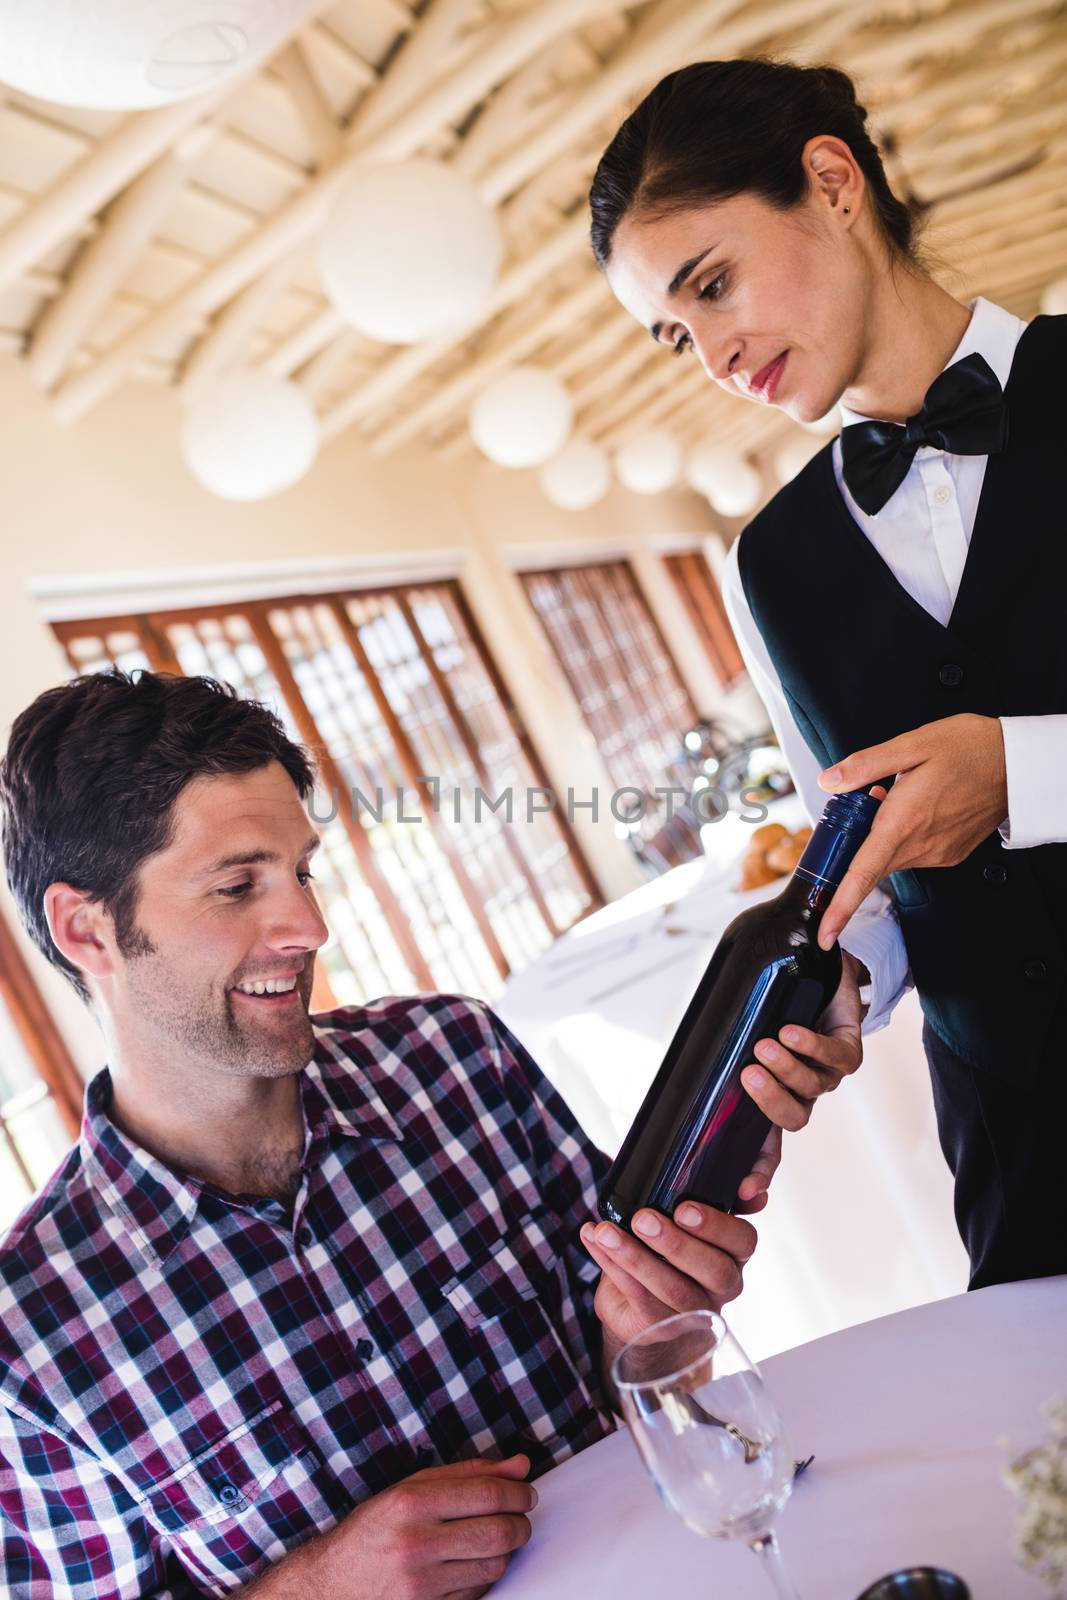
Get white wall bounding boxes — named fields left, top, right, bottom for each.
left=0, top=355, right=764, bottom=1079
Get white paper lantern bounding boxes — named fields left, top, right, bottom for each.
left=539, top=438, right=611, bottom=510
left=1040, top=275, right=1067, bottom=316
left=615, top=430, right=682, bottom=494
left=706, top=460, right=762, bottom=518
left=0, top=1, right=314, bottom=110
left=703, top=467, right=764, bottom=515
left=684, top=443, right=741, bottom=497
left=318, top=160, right=501, bottom=345
left=181, top=374, right=319, bottom=501
left=469, top=366, right=574, bottom=469
left=774, top=430, right=824, bottom=486
left=686, top=443, right=762, bottom=516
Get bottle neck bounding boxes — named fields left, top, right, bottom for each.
left=776, top=795, right=878, bottom=936
left=777, top=869, right=836, bottom=931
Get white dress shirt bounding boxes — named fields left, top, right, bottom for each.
left=722, top=296, right=1067, bottom=1033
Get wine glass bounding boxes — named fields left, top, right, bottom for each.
left=612, top=1308, right=802, bottom=1599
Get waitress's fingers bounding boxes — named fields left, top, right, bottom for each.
left=817, top=819, right=905, bottom=949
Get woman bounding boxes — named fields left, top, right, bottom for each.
left=589, top=57, right=1067, bottom=1291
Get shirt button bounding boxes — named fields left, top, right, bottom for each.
left=1022, top=959, right=1048, bottom=984
left=355, top=1338, right=374, bottom=1363
left=939, top=663, right=965, bottom=688
left=983, top=864, right=1008, bottom=884
left=217, top=1482, right=242, bottom=1506
left=298, top=1226, right=313, bottom=1249
left=932, top=484, right=952, bottom=505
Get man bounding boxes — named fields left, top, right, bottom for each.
left=0, top=669, right=769, bottom=1599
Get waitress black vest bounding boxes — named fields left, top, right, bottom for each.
left=736, top=312, right=1067, bottom=1082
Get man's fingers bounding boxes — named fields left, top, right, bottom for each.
left=411, top=1473, right=536, bottom=1527
left=580, top=1228, right=672, bottom=1318
left=667, top=1201, right=758, bottom=1264
left=412, top=1455, right=531, bottom=1486
left=736, top=1124, right=782, bottom=1207
left=581, top=1219, right=742, bottom=1309
left=431, top=1510, right=532, bottom=1564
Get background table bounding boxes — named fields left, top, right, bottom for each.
left=496, top=1277, right=1067, bottom=1600
left=498, top=796, right=970, bottom=1362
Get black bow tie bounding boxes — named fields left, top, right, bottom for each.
left=839, top=351, right=1009, bottom=516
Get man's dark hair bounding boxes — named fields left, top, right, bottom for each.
left=0, top=670, right=316, bottom=1003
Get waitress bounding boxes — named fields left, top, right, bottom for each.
left=589, top=57, right=1066, bottom=1291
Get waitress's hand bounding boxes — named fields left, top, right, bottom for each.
left=735, top=949, right=870, bottom=1208
left=814, top=713, right=1008, bottom=948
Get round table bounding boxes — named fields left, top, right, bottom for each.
left=494, top=1277, right=1067, bottom=1599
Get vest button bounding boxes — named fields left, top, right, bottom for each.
left=1022, top=959, right=1048, bottom=984
left=983, top=864, right=1008, bottom=884
left=938, top=663, right=965, bottom=688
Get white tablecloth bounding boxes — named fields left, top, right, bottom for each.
left=496, top=1277, right=1067, bottom=1600
left=499, top=797, right=970, bottom=1361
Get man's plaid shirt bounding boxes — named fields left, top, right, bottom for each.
left=0, top=995, right=615, bottom=1598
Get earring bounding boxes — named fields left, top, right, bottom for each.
left=843, top=206, right=851, bottom=214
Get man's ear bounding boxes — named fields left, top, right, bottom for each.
left=44, top=884, right=115, bottom=988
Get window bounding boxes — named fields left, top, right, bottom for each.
left=52, top=581, right=600, bottom=1006
left=520, top=561, right=701, bottom=864
left=663, top=550, right=746, bottom=687
left=0, top=907, right=83, bottom=1232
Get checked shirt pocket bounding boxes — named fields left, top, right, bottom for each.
left=440, top=1204, right=606, bottom=1458
left=142, top=1401, right=349, bottom=1594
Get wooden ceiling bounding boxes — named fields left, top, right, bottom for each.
left=0, top=0, right=1064, bottom=479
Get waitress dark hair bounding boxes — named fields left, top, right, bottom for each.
left=589, top=57, right=929, bottom=273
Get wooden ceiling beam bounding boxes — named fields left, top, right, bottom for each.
left=451, top=40, right=564, bottom=182
left=273, top=41, right=345, bottom=165
left=262, top=303, right=344, bottom=377
left=178, top=38, right=348, bottom=400
left=320, top=205, right=589, bottom=439
left=0, top=94, right=224, bottom=300
left=877, top=31, right=1067, bottom=135
left=345, top=0, right=478, bottom=143
left=478, top=0, right=851, bottom=208
left=26, top=122, right=216, bottom=393
left=369, top=271, right=606, bottom=452
left=845, top=0, right=1063, bottom=78
left=0, top=1, right=341, bottom=299
left=298, top=327, right=358, bottom=397
left=179, top=254, right=297, bottom=402
left=50, top=0, right=621, bottom=424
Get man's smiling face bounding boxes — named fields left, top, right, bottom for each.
left=110, top=760, right=329, bottom=1080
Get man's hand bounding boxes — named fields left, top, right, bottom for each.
left=579, top=1201, right=758, bottom=1387
left=815, top=712, right=1007, bottom=946
left=246, top=1454, right=535, bottom=1600
left=736, top=950, right=869, bottom=1192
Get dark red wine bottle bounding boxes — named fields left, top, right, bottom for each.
left=598, top=790, right=879, bottom=1227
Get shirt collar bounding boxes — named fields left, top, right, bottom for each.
left=838, top=296, right=1024, bottom=430
left=80, top=1023, right=404, bottom=1266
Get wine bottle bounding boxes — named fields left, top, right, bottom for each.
left=598, top=790, right=879, bottom=1227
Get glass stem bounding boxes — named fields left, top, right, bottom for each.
left=749, top=1530, right=802, bottom=1600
